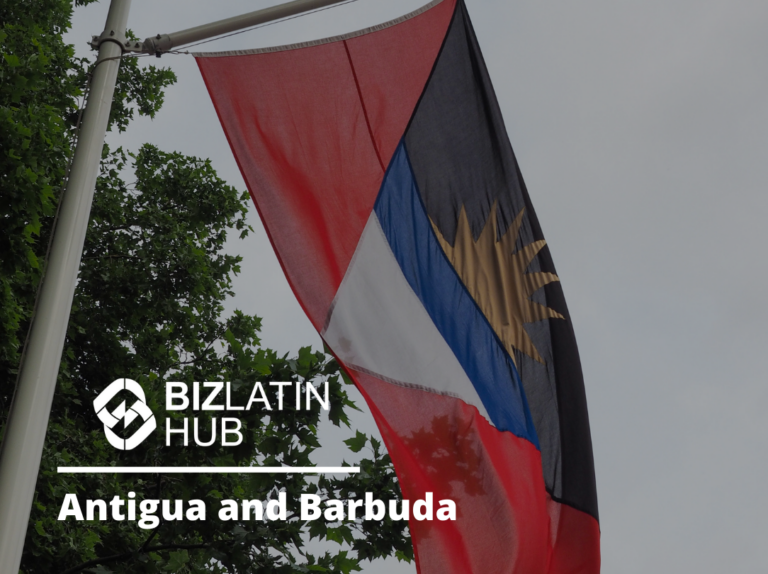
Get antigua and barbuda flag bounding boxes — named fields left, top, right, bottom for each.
left=195, top=0, right=599, bottom=571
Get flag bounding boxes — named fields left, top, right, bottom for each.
left=195, top=0, right=599, bottom=571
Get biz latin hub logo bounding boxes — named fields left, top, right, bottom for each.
left=93, top=378, right=157, bottom=450
left=93, top=378, right=330, bottom=450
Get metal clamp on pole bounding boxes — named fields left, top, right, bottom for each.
left=90, top=32, right=145, bottom=54
left=89, top=28, right=128, bottom=50
left=143, top=33, right=173, bottom=55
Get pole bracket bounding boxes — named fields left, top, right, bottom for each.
left=89, top=29, right=144, bottom=53
left=141, top=34, right=173, bottom=56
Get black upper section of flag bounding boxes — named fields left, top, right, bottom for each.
left=404, top=0, right=599, bottom=521
left=405, top=1, right=526, bottom=245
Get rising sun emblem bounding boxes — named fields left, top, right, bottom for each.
left=431, top=203, right=564, bottom=365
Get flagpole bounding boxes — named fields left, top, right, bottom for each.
left=0, top=0, right=132, bottom=568
left=141, top=0, right=350, bottom=55
left=0, top=0, right=349, bottom=570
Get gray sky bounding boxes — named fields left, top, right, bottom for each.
left=66, top=1, right=768, bottom=572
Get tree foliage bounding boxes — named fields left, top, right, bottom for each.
left=1, top=1, right=411, bottom=572
left=0, top=0, right=176, bottom=410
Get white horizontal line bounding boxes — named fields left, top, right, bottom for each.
left=57, top=466, right=359, bottom=474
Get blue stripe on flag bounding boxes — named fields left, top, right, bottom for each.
left=374, top=141, right=539, bottom=447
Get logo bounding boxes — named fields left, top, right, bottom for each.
left=94, top=378, right=157, bottom=450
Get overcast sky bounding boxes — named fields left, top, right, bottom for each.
left=65, top=1, right=768, bottom=572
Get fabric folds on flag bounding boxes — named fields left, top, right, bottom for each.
left=195, top=1, right=599, bottom=572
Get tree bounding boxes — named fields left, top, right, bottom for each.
left=1, top=0, right=175, bottom=419
left=1, top=1, right=412, bottom=572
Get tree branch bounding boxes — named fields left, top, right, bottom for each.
left=145, top=542, right=212, bottom=552
left=81, top=254, right=139, bottom=261
left=60, top=550, right=133, bottom=574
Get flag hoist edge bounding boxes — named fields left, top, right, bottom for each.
left=195, top=1, right=600, bottom=572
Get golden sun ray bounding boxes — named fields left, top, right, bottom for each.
left=431, top=203, right=563, bottom=365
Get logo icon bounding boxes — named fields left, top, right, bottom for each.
left=94, top=378, right=157, bottom=450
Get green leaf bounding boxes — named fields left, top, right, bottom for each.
left=26, top=249, right=39, bottom=269
left=343, top=430, right=367, bottom=453
left=333, top=551, right=361, bottom=574
left=164, top=549, right=190, bottom=571
left=34, top=520, right=45, bottom=536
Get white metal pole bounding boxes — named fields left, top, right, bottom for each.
left=0, top=0, right=131, bottom=570
left=142, top=0, right=348, bottom=54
